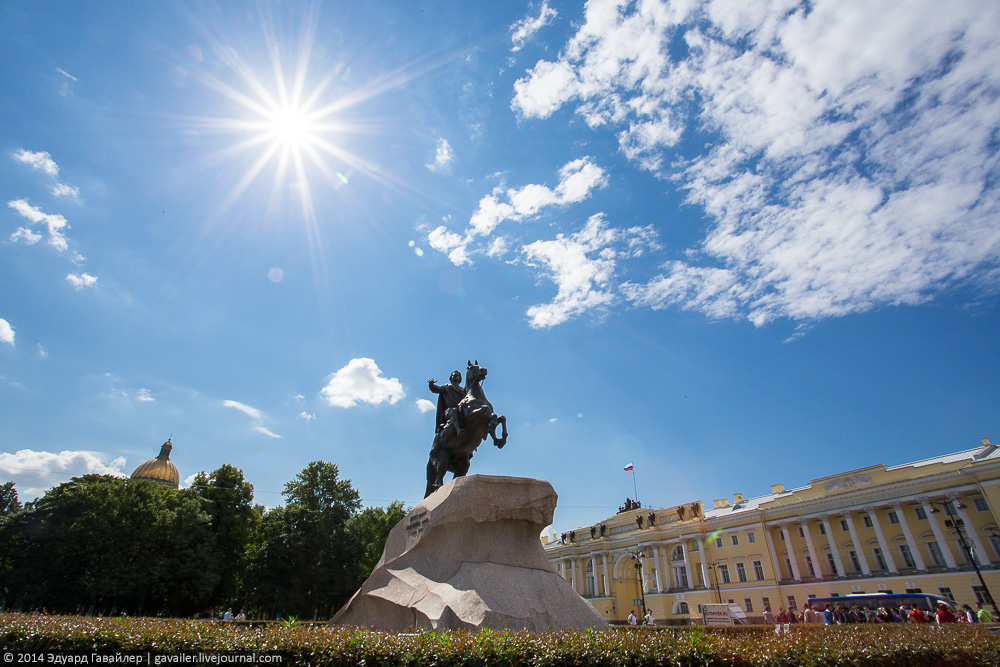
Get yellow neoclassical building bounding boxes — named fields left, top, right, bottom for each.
left=543, top=440, right=1000, bottom=624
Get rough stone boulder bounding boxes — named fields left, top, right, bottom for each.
left=332, top=474, right=608, bottom=631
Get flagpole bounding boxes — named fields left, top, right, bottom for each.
left=632, top=467, right=639, bottom=507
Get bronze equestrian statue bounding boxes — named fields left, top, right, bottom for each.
left=425, top=360, right=507, bottom=497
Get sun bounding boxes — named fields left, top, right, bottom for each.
left=266, top=104, right=317, bottom=151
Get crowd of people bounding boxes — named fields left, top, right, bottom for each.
left=762, top=601, right=992, bottom=628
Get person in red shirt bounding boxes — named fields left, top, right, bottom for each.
left=908, top=607, right=927, bottom=623
left=935, top=603, right=958, bottom=624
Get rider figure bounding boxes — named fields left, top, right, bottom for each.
left=428, top=371, right=464, bottom=453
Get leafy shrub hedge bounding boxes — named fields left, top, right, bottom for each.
left=2, top=613, right=999, bottom=666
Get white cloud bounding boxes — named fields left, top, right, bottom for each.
left=298, top=410, right=316, bottom=421
left=51, top=183, right=81, bottom=200
left=0, top=318, right=14, bottom=346
left=9, top=227, right=42, bottom=245
left=0, top=449, right=128, bottom=500
left=511, top=0, right=1000, bottom=324
left=522, top=214, right=653, bottom=328
left=320, top=357, right=404, bottom=408
left=222, top=399, right=263, bottom=421
left=427, top=138, right=454, bottom=172
left=8, top=199, right=69, bottom=251
left=254, top=426, right=283, bottom=439
left=66, top=273, right=98, bottom=289
left=135, top=388, right=155, bottom=402
left=428, top=158, right=608, bottom=267
left=415, top=398, right=435, bottom=413
left=37, top=343, right=47, bottom=358
left=13, top=149, right=59, bottom=176
left=511, top=1, right=558, bottom=52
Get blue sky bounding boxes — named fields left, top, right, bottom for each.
left=1, top=0, right=998, bottom=534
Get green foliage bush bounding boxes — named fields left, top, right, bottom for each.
left=2, top=614, right=999, bottom=666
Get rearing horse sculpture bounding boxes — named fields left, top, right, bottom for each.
left=425, top=360, right=507, bottom=497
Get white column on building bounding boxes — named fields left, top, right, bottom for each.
left=699, top=545, right=709, bottom=590
left=891, top=502, right=927, bottom=571
left=589, top=555, right=598, bottom=596
left=921, top=498, right=959, bottom=568
left=650, top=544, right=664, bottom=592
left=560, top=557, right=569, bottom=582
left=661, top=545, right=672, bottom=590
left=841, top=511, right=872, bottom=575
left=779, top=523, right=802, bottom=581
left=602, top=551, right=611, bottom=597
left=821, top=515, right=846, bottom=577
left=799, top=519, right=821, bottom=578
left=573, top=557, right=582, bottom=593
left=865, top=506, right=898, bottom=573
left=950, top=496, right=990, bottom=567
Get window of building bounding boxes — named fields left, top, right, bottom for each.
left=716, top=537, right=724, bottom=549
left=840, top=519, right=849, bottom=532
left=938, top=587, right=953, bottom=600
left=887, top=511, right=900, bottom=524
left=784, top=558, right=793, bottom=578
left=990, top=534, right=1000, bottom=560
left=927, top=541, right=945, bottom=566
left=873, top=547, right=887, bottom=571
left=819, top=523, right=827, bottom=535
left=731, top=534, right=739, bottom=547
left=914, top=506, right=928, bottom=521
left=761, top=596, right=771, bottom=612
left=752, top=559, right=765, bottom=581
left=718, top=564, right=731, bottom=584
left=848, top=550, right=862, bottom=572
left=671, top=545, right=684, bottom=561
left=804, top=554, right=815, bottom=576
left=826, top=552, right=838, bottom=575
left=862, top=516, right=873, bottom=529
left=744, top=598, right=754, bottom=612
left=973, top=586, right=991, bottom=605
left=674, top=566, right=688, bottom=589
left=676, top=601, right=689, bottom=615
left=778, top=529, right=785, bottom=541
left=798, top=525, right=805, bottom=538
left=899, top=544, right=916, bottom=568
left=787, top=595, right=797, bottom=610
left=736, top=561, right=747, bottom=582
left=973, top=497, right=989, bottom=512
left=747, top=530, right=756, bottom=544
left=728, top=599, right=735, bottom=605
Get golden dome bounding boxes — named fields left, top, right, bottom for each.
left=131, top=439, right=180, bottom=488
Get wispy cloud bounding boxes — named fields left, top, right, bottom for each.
left=0, top=318, right=14, bottom=346
left=428, top=157, right=608, bottom=266
left=297, top=411, right=316, bottom=421
left=8, top=199, right=69, bottom=251
left=522, top=215, right=657, bottom=328
left=13, top=149, right=59, bottom=177
left=427, top=138, right=453, bottom=172
left=320, top=358, right=404, bottom=408
left=51, top=183, right=81, bottom=200
left=222, top=399, right=283, bottom=438
left=222, top=399, right=263, bottom=421
left=0, top=449, right=127, bottom=500
left=506, top=0, right=1000, bottom=325
left=66, top=273, right=98, bottom=289
left=511, top=1, right=558, bottom=53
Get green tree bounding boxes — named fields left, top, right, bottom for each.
left=0, top=482, right=21, bottom=515
left=248, top=461, right=363, bottom=619
left=343, top=500, right=408, bottom=591
left=191, top=465, right=258, bottom=607
left=3, top=475, right=218, bottom=616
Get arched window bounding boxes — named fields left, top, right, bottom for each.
left=673, top=601, right=690, bottom=615
left=671, top=545, right=684, bottom=561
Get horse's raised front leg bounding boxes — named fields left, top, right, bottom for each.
left=489, top=414, right=508, bottom=448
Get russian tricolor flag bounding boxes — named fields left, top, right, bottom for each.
left=623, top=463, right=634, bottom=471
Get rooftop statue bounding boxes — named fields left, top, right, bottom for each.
left=425, top=360, right=507, bottom=497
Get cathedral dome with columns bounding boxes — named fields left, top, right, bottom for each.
left=130, top=439, right=180, bottom=489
